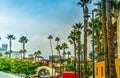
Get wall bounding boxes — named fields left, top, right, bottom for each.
left=95, top=58, right=120, bottom=78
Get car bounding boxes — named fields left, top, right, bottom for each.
left=39, top=74, right=50, bottom=78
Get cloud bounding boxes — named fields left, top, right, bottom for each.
left=0, top=0, right=84, bottom=59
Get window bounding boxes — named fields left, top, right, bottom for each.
left=96, top=67, right=98, bottom=75
left=101, top=67, right=103, bottom=76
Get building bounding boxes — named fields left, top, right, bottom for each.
left=49, top=55, right=60, bottom=61
left=95, top=58, right=120, bottom=78
left=0, top=44, right=8, bottom=55
left=11, top=51, right=20, bottom=58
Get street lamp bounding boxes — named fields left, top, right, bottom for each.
left=84, top=10, right=95, bottom=78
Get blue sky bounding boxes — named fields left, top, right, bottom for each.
left=0, top=0, right=97, bottom=59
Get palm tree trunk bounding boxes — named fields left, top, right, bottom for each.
left=73, top=41, right=76, bottom=78
left=9, top=40, right=12, bottom=58
left=106, top=0, right=117, bottom=77
left=101, top=0, right=109, bottom=78
left=78, top=31, right=81, bottom=78
left=50, top=39, right=54, bottom=78
left=58, top=50, right=62, bottom=73
left=84, top=14, right=88, bottom=78
left=23, top=43, right=25, bottom=58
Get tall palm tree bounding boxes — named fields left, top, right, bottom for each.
left=48, top=35, right=54, bottom=78
left=78, top=0, right=92, bottom=78
left=55, top=44, right=62, bottom=72
left=94, top=0, right=120, bottom=77
left=94, top=0, right=109, bottom=77
left=72, top=22, right=83, bottom=78
left=55, top=37, right=60, bottom=70
left=106, top=0, right=117, bottom=77
left=61, top=42, right=68, bottom=71
left=88, top=18, right=103, bottom=62
left=55, top=37, right=60, bottom=56
left=18, top=36, right=28, bottom=58
left=68, top=30, right=78, bottom=78
left=6, top=34, right=16, bottom=58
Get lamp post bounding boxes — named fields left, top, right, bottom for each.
left=84, top=10, right=94, bottom=78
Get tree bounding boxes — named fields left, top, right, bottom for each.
left=34, top=50, right=41, bottom=62
left=34, top=52, right=38, bottom=62
left=48, top=35, right=54, bottom=78
left=55, top=44, right=62, bottom=72
left=106, top=0, right=117, bottom=77
left=61, top=43, right=68, bottom=60
left=68, top=30, right=78, bottom=78
left=72, top=22, right=83, bottom=78
left=78, top=0, right=92, bottom=78
left=19, top=36, right=28, bottom=58
left=55, top=37, right=60, bottom=45
left=55, top=37, right=60, bottom=57
left=4, top=52, right=9, bottom=57
left=88, top=18, right=103, bottom=62
left=67, top=51, right=71, bottom=59
left=6, top=34, right=16, bottom=58
left=37, top=50, right=41, bottom=56
left=55, top=37, right=60, bottom=71
left=61, top=42, right=68, bottom=71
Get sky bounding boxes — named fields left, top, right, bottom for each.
left=0, top=0, right=97, bottom=59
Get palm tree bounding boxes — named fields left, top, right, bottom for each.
left=68, top=30, right=78, bottom=78
left=48, top=35, right=54, bottom=78
left=62, top=51, right=66, bottom=60
left=111, top=0, right=120, bottom=19
left=6, top=34, right=16, bottom=58
left=72, top=22, right=83, bottom=78
left=67, top=51, right=71, bottom=59
left=55, top=37, right=60, bottom=45
left=94, top=0, right=120, bottom=77
left=93, top=0, right=109, bottom=77
left=18, top=36, right=28, bottom=58
left=28, top=54, right=33, bottom=58
left=106, top=0, right=117, bottom=77
left=37, top=50, right=41, bottom=62
left=61, top=43, right=68, bottom=59
left=61, top=42, right=68, bottom=71
left=78, top=0, right=92, bottom=78
left=55, top=37, right=60, bottom=70
left=37, top=50, right=41, bottom=56
left=34, top=52, right=38, bottom=62
left=88, top=18, right=103, bottom=62
left=55, top=37, right=60, bottom=57
left=55, top=44, right=62, bottom=72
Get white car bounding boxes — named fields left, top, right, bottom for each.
left=39, top=74, right=50, bottom=78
